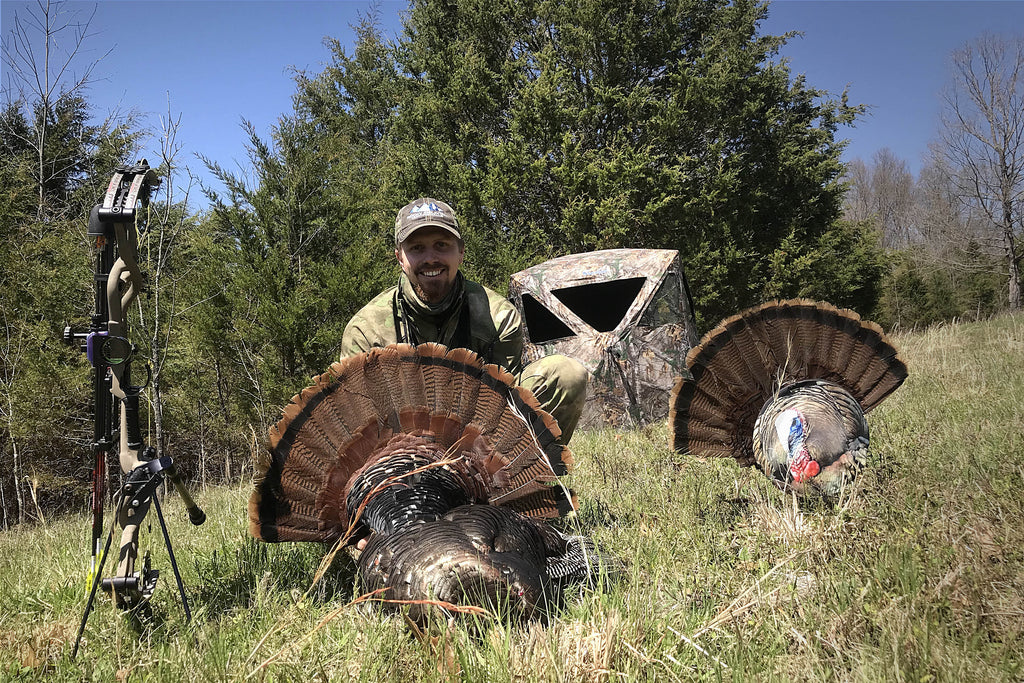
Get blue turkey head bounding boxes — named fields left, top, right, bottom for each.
left=754, top=380, right=870, bottom=497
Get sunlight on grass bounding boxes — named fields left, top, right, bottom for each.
left=1, top=314, right=1022, bottom=681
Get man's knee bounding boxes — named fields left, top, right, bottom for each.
left=520, top=355, right=588, bottom=443
left=521, top=354, right=586, bottom=397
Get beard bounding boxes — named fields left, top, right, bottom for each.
left=410, top=269, right=454, bottom=304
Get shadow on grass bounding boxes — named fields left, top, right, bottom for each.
left=192, top=536, right=358, bottom=614
left=556, top=495, right=620, bottom=532
left=696, top=492, right=752, bottom=528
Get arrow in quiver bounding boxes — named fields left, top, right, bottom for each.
left=670, top=299, right=908, bottom=497
left=249, top=343, right=610, bottom=621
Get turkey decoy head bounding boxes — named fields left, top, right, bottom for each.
left=753, top=380, right=870, bottom=497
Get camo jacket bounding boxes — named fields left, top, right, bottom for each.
left=341, top=275, right=525, bottom=374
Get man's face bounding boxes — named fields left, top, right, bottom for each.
left=396, top=227, right=465, bottom=304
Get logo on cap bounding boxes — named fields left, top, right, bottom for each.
left=410, top=201, right=447, bottom=218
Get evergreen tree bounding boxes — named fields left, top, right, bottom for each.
left=205, top=115, right=394, bottom=427
left=279, top=0, right=874, bottom=326
left=0, top=94, right=140, bottom=524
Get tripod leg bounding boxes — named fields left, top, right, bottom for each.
left=152, top=494, right=193, bottom=623
left=71, top=522, right=117, bottom=659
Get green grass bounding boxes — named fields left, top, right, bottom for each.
left=2, top=313, right=1023, bottom=681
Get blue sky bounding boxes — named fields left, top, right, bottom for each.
left=762, top=1, right=1024, bottom=173
left=3, top=0, right=1023, bottom=209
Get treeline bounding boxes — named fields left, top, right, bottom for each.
left=1, top=0, right=1018, bottom=526
left=846, top=149, right=1012, bottom=329
left=851, top=33, right=1024, bottom=328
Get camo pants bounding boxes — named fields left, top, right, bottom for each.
left=518, top=354, right=588, bottom=446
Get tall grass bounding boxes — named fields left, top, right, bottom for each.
left=1, top=314, right=1022, bottom=681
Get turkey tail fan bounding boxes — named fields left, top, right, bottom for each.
left=670, top=299, right=907, bottom=466
left=249, top=343, right=575, bottom=544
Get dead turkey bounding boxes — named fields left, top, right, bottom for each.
left=669, top=299, right=907, bottom=497
left=249, top=343, right=608, bottom=622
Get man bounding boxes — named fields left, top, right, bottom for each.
left=342, top=198, right=587, bottom=444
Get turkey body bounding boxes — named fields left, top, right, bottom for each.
left=671, top=299, right=907, bottom=497
left=249, top=343, right=606, bottom=622
left=358, top=504, right=586, bottom=622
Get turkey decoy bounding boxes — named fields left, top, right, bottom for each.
left=670, top=299, right=907, bottom=497
left=249, top=343, right=608, bottom=622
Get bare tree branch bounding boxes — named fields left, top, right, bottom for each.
left=1, top=0, right=112, bottom=216
left=936, top=32, right=1024, bottom=308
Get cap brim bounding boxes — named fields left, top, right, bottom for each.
left=396, top=222, right=462, bottom=243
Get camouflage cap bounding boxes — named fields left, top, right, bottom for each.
left=394, top=198, right=462, bottom=244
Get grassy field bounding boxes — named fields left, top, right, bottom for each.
left=2, top=314, right=1022, bottom=682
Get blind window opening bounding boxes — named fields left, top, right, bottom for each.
left=521, top=293, right=576, bottom=344
left=551, top=276, right=647, bottom=333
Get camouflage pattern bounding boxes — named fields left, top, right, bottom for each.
left=341, top=276, right=524, bottom=373
left=508, top=249, right=699, bottom=429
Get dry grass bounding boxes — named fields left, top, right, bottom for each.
left=1, top=313, right=1022, bottom=681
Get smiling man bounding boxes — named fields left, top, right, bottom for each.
left=341, top=198, right=587, bottom=444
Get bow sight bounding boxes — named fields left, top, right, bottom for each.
left=66, top=161, right=206, bottom=658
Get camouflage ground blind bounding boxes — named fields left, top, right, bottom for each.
left=509, top=249, right=699, bottom=429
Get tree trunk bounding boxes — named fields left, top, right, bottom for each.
left=215, top=357, right=232, bottom=483
left=1, top=475, right=7, bottom=530
left=196, top=362, right=208, bottom=491
left=1009, top=246, right=1022, bottom=309
left=153, top=376, right=165, bottom=458
left=1002, top=160, right=1022, bottom=309
left=3, top=388, right=25, bottom=525
left=12, top=443, right=24, bottom=525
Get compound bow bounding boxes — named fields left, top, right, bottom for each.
left=66, top=161, right=206, bottom=658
